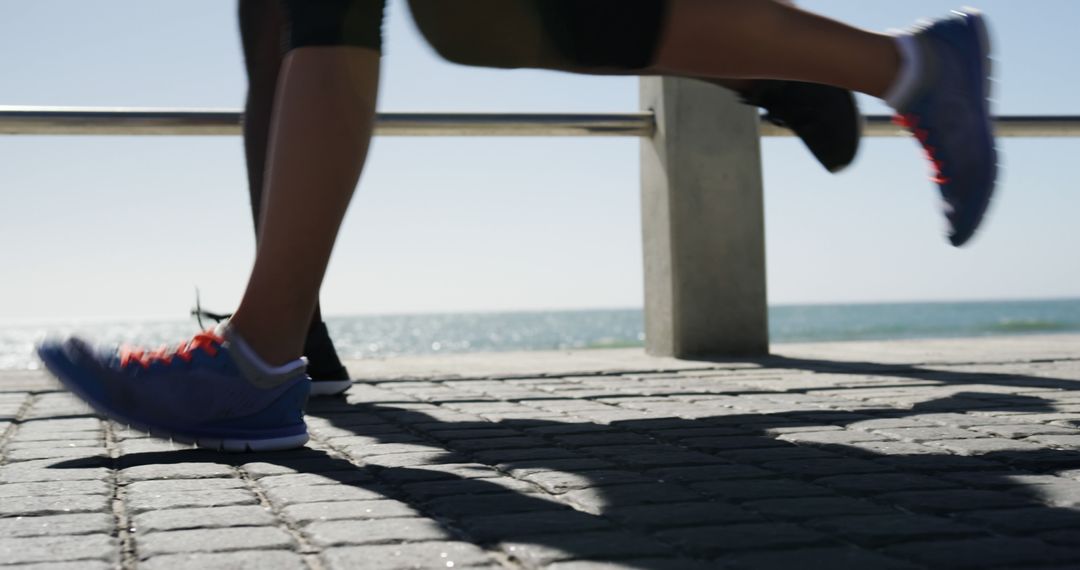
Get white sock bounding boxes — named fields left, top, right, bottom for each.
left=884, top=34, right=924, bottom=111
left=217, top=321, right=306, bottom=376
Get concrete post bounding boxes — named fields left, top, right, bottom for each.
left=640, top=77, right=769, bottom=357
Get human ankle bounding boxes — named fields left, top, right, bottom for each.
left=225, top=316, right=303, bottom=367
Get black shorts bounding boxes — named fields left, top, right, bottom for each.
left=286, top=0, right=668, bottom=71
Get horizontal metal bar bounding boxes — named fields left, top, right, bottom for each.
left=0, top=107, right=654, bottom=137
left=1, top=106, right=1079, bottom=138
left=760, top=115, right=1080, bottom=139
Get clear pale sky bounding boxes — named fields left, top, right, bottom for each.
left=1, top=0, right=1077, bottom=321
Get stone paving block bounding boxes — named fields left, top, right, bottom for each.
left=724, top=447, right=840, bottom=463
left=848, top=440, right=948, bottom=456
left=816, top=472, right=958, bottom=494
left=938, top=470, right=1057, bottom=488
left=241, top=457, right=356, bottom=478
left=3, top=562, right=112, bottom=570
left=323, top=541, right=497, bottom=569
left=522, top=470, right=657, bottom=494
left=474, top=448, right=582, bottom=464
left=141, top=550, right=307, bottom=570
left=677, top=436, right=789, bottom=451
left=500, top=458, right=617, bottom=477
left=930, top=437, right=1048, bottom=455
left=0, top=512, right=113, bottom=538
left=761, top=457, right=892, bottom=478
left=0, top=493, right=111, bottom=517
left=1010, top=480, right=1080, bottom=506
left=402, top=476, right=539, bottom=500
left=692, top=479, right=832, bottom=501
left=778, top=430, right=891, bottom=445
left=138, top=527, right=295, bottom=557
left=879, top=489, right=1035, bottom=513
left=127, top=489, right=258, bottom=514
left=15, top=418, right=102, bottom=433
left=303, top=517, right=452, bottom=547
left=995, top=449, right=1080, bottom=470
left=807, top=513, right=986, bottom=545
left=501, top=530, right=675, bottom=566
left=255, top=470, right=374, bottom=489
left=872, top=426, right=987, bottom=442
left=657, top=523, right=831, bottom=555
left=450, top=436, right=548, bottom=451
left=0, top=479, right=109, bottom=498
left=120, top=462, right=235, bottom=482
left=8, top=430, right=103, bottom=443
left=343, top=442, right=442, bottom=458
left=133, top=505, right=276, bottom=533
left=554, top=432, right=657, bottom=447
left=5, top=446, right=108, bottom=462
left=458, top=510, right=614, bottom=541
left=426, top=428, right=521, bottom=440
left=283, top=499, right=420, bottom=523
left=326, top=433, right=422, bottom=448
left=742, top=496, right=894, bottom=519
left=846, top=418, right=933, bottom=430
left=1030, top=434, right=1080, bottom=448
left=650, top=426, right=749, bottom=439
left=0, top=461, right=109, bottom=483
left=614, top=451, right=721, bottom=467
left=364, top=451, right=470, bottom=468
left=884, top=537, right=1080, bottom=569
left=971, top=424, right=1080, bottom=438
left=6, top=439, right=104, bottom=451
left=605, top=501, right=762, bottom=529
left=264, top=484, right=387, bottom=506
left=1040, top=529, right=1080, bottom=547
left=126, top=477, right=246, bottom=495
left=425, top=492, right=568, bottom=517
left=760, top=423, right=848, bottom=436
left=561, top=483, right=702, bottom=514
left=960, top=507, right=1080, bottom=533
left=378, top=463, right=501, bottom=483
left=725, top=546, right=921, bottom=570
left=646, top=464, right=773, bottom=483
left=0, top=534, right=115, bottom=565
left=874, top=453, right=1001, bottom=472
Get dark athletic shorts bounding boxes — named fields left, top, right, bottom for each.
left=285, top=0, right=668, bottom=71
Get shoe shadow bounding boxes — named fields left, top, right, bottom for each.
left=50, top=358, right=1080, bottom=568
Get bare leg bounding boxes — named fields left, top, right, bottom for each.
left=230, top=47, right=380, bottom=365
left=238, top=1, right=335, bottom=352
left=653, top=0, right=900, bottom=97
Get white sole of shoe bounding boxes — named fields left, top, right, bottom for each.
left=310, top=378, right=352, bottom=396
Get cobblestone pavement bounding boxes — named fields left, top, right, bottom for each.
left=2, top=336, right=1080, bottom=569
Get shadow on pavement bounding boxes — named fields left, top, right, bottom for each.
left=50, top=358, right=1080, bottom=569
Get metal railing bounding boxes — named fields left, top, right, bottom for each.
left=4, top=94, right=1078, bottom=357
left=2, top=105, right=1079, bottom=138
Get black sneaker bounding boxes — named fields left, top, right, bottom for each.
left=302, top=321, right=352, bottom=396
left=740, top=80, right=862, bottom=173
left=191, top=303, right=352, bottom=397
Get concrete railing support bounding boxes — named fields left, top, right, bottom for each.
left=640, top=77, right=769, bottom=357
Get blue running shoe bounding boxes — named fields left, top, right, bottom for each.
left=37, top=324, right=310, bottom=452
left=893, top=9, right=997, bottom=247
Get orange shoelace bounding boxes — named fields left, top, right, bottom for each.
left=895, top=114, right=950, bottom=185
left=119, top=331, right=223, bottom=369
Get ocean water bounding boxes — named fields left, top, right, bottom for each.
left=2, top=299, right=1078, bottom=371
